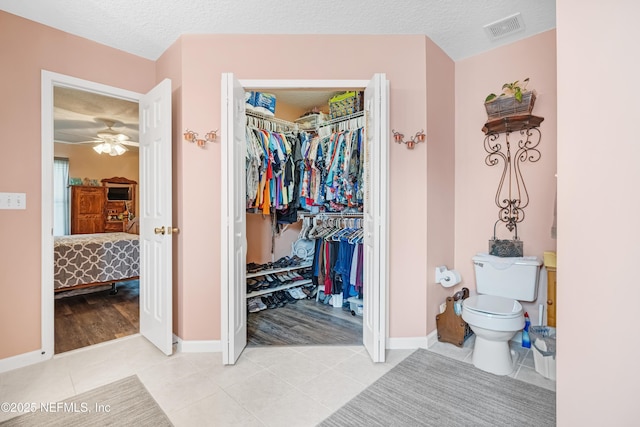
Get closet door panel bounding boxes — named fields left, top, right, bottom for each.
left=363, top=73, right=388, bottom=363
left=221, top=73, right=248, bottom=365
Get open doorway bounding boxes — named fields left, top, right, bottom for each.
left=42, top=71, right=175, bottom=358
left=243, top=87, right=365, bottom=347
left=52, top=86, right=140, bottom=353
left=221, top=75, right=389, bottom=365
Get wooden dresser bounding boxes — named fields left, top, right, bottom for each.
left=70, top=186, right=107, bottom=234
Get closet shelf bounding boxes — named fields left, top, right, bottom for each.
left=247, top=279, right=313, bottom=299
left=246, top=262, right=312, bottom=279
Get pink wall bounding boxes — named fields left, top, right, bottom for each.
left=557, top=2, right=640, bottom=423
left=0, top=11, right=155, bottom=359
left=169, top=34, right=436, bottom=340
left=455, top=30, right=557, bottom=323
left=155, top=39, right=184, bottom=336
left=425, top=38, right=456, bottom=332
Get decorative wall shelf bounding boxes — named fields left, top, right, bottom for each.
left=481, top=114, right=544, bottom=235
left=482, top=114, right=544, bottom=135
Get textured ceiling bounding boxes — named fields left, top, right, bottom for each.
left=3, top=0, right=555, bottom=146
left=0, top=0, right=556, bottom=61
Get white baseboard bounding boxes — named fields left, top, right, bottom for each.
left=387, top=336, right=429, bottom=350
left=0, top=349, right=49, bottom=374
left=426, top=329, right=440, bottom=348
left=173, top=334, right=221, bottom=353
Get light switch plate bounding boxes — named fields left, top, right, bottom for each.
left=0, top=192, right=27, bottom=209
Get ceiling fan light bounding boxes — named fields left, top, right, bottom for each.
left=93, top=142, right=109, bottom=154
left=111, top=143, right=127, bottom=156
left=93, top=141, right=126, bottom=155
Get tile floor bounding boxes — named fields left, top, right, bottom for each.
left=0, top=334, right=555, bottom=426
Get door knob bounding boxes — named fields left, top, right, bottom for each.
left=168, top=227, right=180, bottom=235
left=154, top=226, right=165, bottom=235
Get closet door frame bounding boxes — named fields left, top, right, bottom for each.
left=221, top=77, right=389, bottom=364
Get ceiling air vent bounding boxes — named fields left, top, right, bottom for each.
left=483, top=13, right=525, bottom=41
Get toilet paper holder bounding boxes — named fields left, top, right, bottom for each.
left=435, top=266, right=461, bottom=287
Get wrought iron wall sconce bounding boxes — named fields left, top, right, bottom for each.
left=392, top=129, right=425, bottom=149
left=184, top=129, right=217, bottom=148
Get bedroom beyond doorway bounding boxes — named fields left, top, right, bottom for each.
left=54, top=280, right=139, bottom=354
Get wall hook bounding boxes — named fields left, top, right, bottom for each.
left=184, top=129, right=217, bottom=148
left=392, top=129, right=425, bottom=149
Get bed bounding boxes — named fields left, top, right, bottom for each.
left=54, top=232, right=140, bottom=293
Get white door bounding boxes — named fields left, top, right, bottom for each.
left=139, top=78, right=174, bottom=356
left=363, top=74, right=388, bottom=362
left=221, top=73, right=247, bottom=364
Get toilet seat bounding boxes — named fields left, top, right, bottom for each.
left=463, top=294, right=523, bottom=318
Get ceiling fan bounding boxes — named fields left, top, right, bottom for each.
left=55, top=118, right=139, bottom=156
left=91, top=119, right=133, bottom=156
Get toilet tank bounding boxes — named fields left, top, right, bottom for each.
left=472, top=253, right=542, bottom=301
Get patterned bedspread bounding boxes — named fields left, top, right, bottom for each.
left=54, top=232, right=140, bottom=290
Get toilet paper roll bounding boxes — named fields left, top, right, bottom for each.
left=439, top=269, right=461, bottom=288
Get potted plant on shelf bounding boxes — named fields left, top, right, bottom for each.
left=484, top=78, right=536, bottom=121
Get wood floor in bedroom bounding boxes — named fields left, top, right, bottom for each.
left=54, top=280, right=139, bottom=354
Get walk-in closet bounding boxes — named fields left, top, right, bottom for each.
left=221, top=74, right=388, bottom=364
left=243, top=88, right=367, bottom=347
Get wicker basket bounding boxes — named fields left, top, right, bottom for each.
left=484, top=91, right=536, bottom=120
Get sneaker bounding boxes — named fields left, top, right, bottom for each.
left=291, top=287, right=307, bottom=299
left=254, top=297, right=267, bottom=311
left=247, top=298, right=261, bottom=313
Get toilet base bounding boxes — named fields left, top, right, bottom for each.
left=471, top=335, right=516, bottom=376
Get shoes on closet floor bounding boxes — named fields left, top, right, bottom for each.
left=301, top=286, right=317, bottom=299
left=247, top=297, right=262, bottom=313
left=281, top=291, right=297, bottom=304
left=288, top=287, right=306, bottom=300
left=261, top=295, right=277, bottom=309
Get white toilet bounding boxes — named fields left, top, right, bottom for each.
left=462, top=253, right=542, bottom=375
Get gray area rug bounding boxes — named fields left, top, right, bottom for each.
left=1, top=375, right=172, bottom=426
left=319, top=349, right=555, bottom=427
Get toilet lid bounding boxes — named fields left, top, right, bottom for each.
left=463, top=295, right=523, bottom=318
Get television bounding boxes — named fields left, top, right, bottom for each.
left=107, top=187, right=130, bottom=201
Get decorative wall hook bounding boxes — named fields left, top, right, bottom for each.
left=184, top=129, right=217, bottom=148
left=392, top=129, right=425, bottom=149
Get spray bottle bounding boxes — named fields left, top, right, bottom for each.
left=522, top=312, right=531, bottom=348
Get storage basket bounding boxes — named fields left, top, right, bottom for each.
left=329, top=91, right=363, bottom=119
left=484, top=91, right=536, bottom=120
left=489, top=222, right=523, bottom=257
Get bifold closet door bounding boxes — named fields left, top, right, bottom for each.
left=221, top=73, right=248, bottom=365
left=363, top=73, right=388, bottom=363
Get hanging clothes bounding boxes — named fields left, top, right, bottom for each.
left=307, top=216, right=364, bottom=298
left=245, top=123, right=308, bottom=217
left=299, top=127, right=364, bottom=213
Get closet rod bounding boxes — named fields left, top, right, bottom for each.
left=298, top=211, right=363, bottom=219
left=246, top=110, right=298, bottom=130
